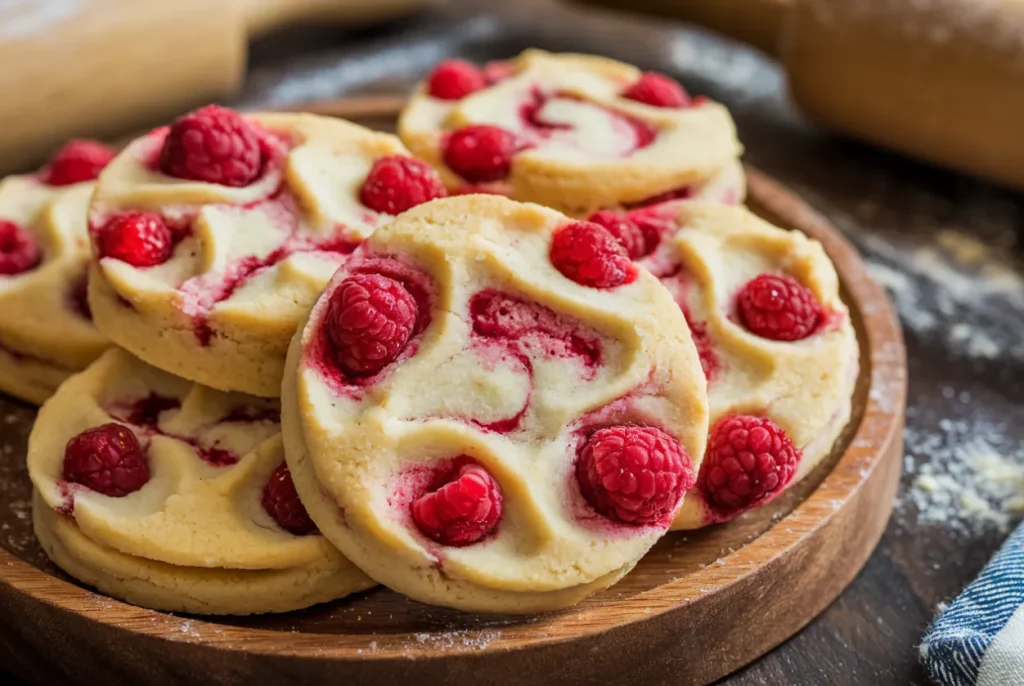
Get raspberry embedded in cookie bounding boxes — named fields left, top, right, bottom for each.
left=262, top=463, right=319, bottom=536
left=40, top=139, right=116, bottom=186
left=62, top=423, right=150, bottom=498
left=412, top=462, right=503, bottom=546
left=360, top=155, right=447, bottom=215
left=159, top=105, right=263, bottom=187
left=587, top=210, right=647, bottom=259
left=442, top=125, right=517, bottom=183
left=426, top=59, right=487, bottom=100
left=576, top=426, right=694, bottom=525
left=550, top=221, right=638, bottom=289
left=0, top=220, right=41, bottom=275
left=622, top=72, right=691, bottom=108
left=325, top=273, right=419, bottom=377
left=700, top=415, right=798, bottom=518
left=737, top=274, right=822, bottom=342
left=94, top=212, right=173, bottom=267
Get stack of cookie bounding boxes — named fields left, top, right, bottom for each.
left=6, top=50, right=856, bottom=616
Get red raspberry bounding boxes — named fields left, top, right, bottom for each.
left=412, top=462, right=502, bottom=546
left=40, top=140, right=116, bottom=186
left=0, top=220, right=41, bottom=275
left=700, top=415, right=798, bottom=517
left=622, top=72, right=691, bottom=108
left=426, top=59, right=486, bottom=100
left=326, top=273, right=418, bottom=376
left=62, top=423, right=149, bottom=497
left=737, top=274, right=822, bottom=341
left=262, top=463, right=318, bottom=536
left=95, top=212, right=173, bottom=267
left=577, top=426, right=694, bottom=525
left=587, top=210, right=647, bottom=259
left=550, top=221, right=638, bottom=289
left=360, top=155, right=447, bottom=215
left=442, top=125, right=517, bottom=183
left=159, top=105, right=262, bottom=187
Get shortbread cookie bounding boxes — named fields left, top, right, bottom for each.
left=398, top=50, right=744, bottom=215
left=282, top=195, right=709, bottom=613
left=0, top=141, right=115, bottom=403
left=88, top=106, right=445, bottom=397
left=29, top=348, right=373, bottom=615
left=608, top=201, right=858, bottom=528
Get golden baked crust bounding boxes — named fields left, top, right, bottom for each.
left=28, top=348, right=373, bottom=615
left=639, top=203, right=858, bottom=529
left=282, top=195, right=710, bottom=613
left=0, top=176, right=109, bottom=403
left=88, top=113, right=411, bottom=397
left=399, top=49, right=744, bottom=215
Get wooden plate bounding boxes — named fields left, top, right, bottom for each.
left=0, top=98, right=906, bottom=686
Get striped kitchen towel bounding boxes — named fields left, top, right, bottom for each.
left=921, top=524, right=1024, bottom=685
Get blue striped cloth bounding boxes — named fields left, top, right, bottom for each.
left=921, top=525, right=1024, bottom=685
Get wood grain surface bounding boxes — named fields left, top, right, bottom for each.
left=0, top=94, right=905, bottom=684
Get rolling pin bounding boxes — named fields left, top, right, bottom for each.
left=0, top=0, right=436, bottom=175
left=581, top=0, right=1024, bottom=192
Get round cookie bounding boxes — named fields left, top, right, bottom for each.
left=282, top=194, right=709, bottom=613
left=29, top=348, right=373, bottom=615
left=88, top=106, right=445, bottom=397
left=0, top=141, right=115, bottom=404
left=620, top=201, right=858, bottom=528
left=398, top=49, right=744, bottom=215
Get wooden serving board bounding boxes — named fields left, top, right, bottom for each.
left=0, top=98, right=906, bottom=686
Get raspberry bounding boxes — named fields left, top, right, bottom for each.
left=62, top=424, right=149, bottom=497
left=262, top=463, right=318, bottom=536
left=325, top=273, right=418, bottom=376
left=0, top=220, right=41, bottom=275
left=40, top=140, right=116, bottom=186
left=442, top=125, right=517, bottom=183
left=159, top=105, right=262, bottom=186
left=737, top=274, right=822, bottom=341
left=700, top=415, right=798, bottom=517
left=587, top=210, right=647, bottom=259
left=550, top=221, right=637, bottom=289
left=412, top=462, right=502, bottom=546
left=94, top=212, right=173, bottom=267
left=622, top=72, right=691, bottom=108
left=360, top=155, right=447, bottom=215
left=577, top=426, right=694, bottom=525
left=426, top=59, right=486, bottom=100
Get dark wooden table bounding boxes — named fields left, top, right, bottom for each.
left=7, top=1, right=1024, bottom=684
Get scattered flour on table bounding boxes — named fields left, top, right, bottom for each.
left=899, top=416, right=1024, bottom=535
left=409, top=629, right=502, bottom=651
left=863, top=229, right=1024, bottom=361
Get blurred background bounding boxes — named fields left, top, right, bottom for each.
left=4, top=0, right=1024, bottom=683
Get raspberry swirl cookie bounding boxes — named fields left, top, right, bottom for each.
left=88, top=106, right=445, bottom=397
left=0, top=141, right=115, bottom=403
left=282, top=195, right=709, bottom=613
left=398, top=50, right=744, bottom=215
left=611, top=201, right=858, bottom=528
left=28, top=348, right=372, bottom=615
